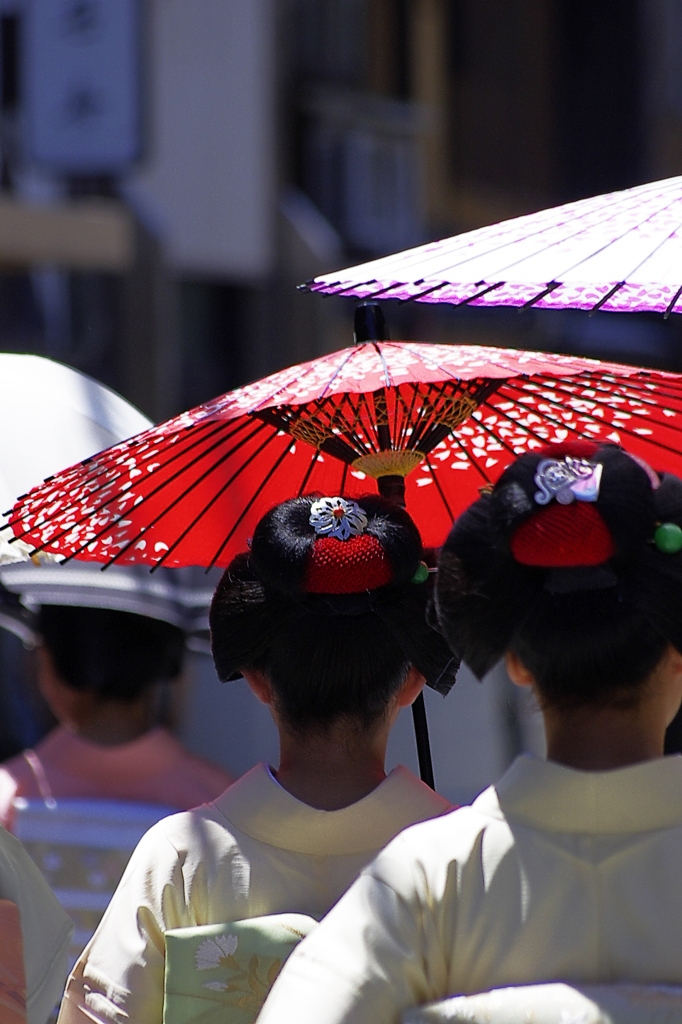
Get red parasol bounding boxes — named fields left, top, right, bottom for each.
left=8, top=307, right=682, bottom=571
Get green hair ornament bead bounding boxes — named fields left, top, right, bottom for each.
left=411, top=561, right=430, bottom=585
left=654, top=522, right=682, bottom=554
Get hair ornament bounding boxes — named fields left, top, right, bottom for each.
left=309, top=497, right=368, bottom=541
left=411, top=561, right=430, bottom=585
left=534, top=457, right=602, bottom=506
left=654, top=522, right=682, bottom=554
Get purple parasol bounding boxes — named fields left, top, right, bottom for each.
left=301, top=175, right=682, bottom=316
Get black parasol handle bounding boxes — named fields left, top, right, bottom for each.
left=355, top=301, right=434, bottom=788
left=411, top=691, right=435, bottom=789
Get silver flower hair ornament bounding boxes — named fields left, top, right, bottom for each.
left=309, top=497, right=368, bottom=540
left=534, top=457, right=603, bottom=506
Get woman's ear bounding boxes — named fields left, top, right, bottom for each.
left=505, top=650, right=535, bottom=689
left=242, top=668, right=275, bottom=706
left=395, top=666, right=426, bottom=708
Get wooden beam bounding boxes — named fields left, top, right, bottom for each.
left=0, top=197, right=134, bottom=271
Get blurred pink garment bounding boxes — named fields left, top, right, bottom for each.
left=0, top=726, right=232, bottom=830
left=0, top=899, right=26, bottom=1024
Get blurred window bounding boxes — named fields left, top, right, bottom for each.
left=294, top=0, right=369, bottom=89
left=292, top=0, right=425, bottom=255
left=302, top=89, right=424, bottom=254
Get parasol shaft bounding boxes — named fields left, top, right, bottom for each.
left=354, top=301, right=388, bottom=343
left=368, top=380, right=432, bottom=786
left=412, top=692, right=435, bottom=789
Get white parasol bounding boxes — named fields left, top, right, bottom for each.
left=0, top=355, right=212, bottom=643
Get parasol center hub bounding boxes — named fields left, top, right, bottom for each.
left=351, top=450, right=425, bottom=479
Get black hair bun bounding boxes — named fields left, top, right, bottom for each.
left=250, top=494, right=423, bottom=595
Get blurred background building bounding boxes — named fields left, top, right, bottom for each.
left=0, top=0, right=681, bottom=802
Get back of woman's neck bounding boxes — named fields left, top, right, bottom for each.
left=274, top=725, right=388, bottom=810
left=70, top=697, right=157, bottom=747
left=543, top=704, right=665, bottom=771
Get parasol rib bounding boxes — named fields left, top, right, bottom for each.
left=315, top=348, right=364, bottom=403
left=665, top=285, right=682, bottom=319
left=446, top=435, right=493, bottom=484
left=469, top=405, right=546, bottom=458
left=318, top=279, right=374, bottom=296
left=7, top=415, right=239, bottom=527
left=358, top=283, right=404, bottom=301
left=423, top=455, right=455, bottom=521
left=501, top=380, right=682, bottom=457
left=487, top=190, right=682, bottom=291
left=588, top=282, right=626, bottom=314
left=105, top=428, right=283, bottom=570
left=452, top=282, right=505, bottom=306
left=304, top=279, right=342, bottom=292
left=537, top=375, right=682, bottom=429
left=546, top=373, right=682, bottom=413
left=246, top=346, right=362, bottom=414
left=397, top=386, right=422, bottom=449
left=398, top=281, right=449, bottom=304
left=521, top=282, right=561, bottom=309
left=24, top=420, right=271, bottom=558
left=470, top=401, right=567, bottom=452
left=205, top=441, right=298, bottom=571
left=312, top=176, right=682, bottom=307
left=296, top=448, right=323, bottom=496
left=10, top=417, right=258, bottom=543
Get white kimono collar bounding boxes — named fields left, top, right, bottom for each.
left=210, top=762, right=450, bottom=855
left=473, top=753, right=682, bottom=835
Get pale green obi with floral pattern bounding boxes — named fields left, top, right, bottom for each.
left=163, top=914, right=317, bottom=1024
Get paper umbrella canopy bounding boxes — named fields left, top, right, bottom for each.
left=7, top=340, right=682, bottom=569
left=303, top=174, right=682, bottom=316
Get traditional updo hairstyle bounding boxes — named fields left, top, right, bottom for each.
left=210, top=495, right=457, bottom=732
left=436, top=441, right=682, bottom=710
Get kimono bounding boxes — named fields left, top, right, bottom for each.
left=0, top=726, right=232, bottom=829
left=57, top=762, right=450, bottom=1024
left=0, top=825, right=72, bottom=1024
left=259, top=754, right=682, bottom=1024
